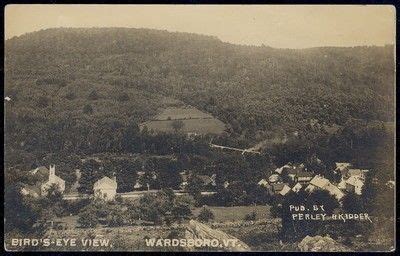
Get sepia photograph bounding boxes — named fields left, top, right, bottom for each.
left=4, top=4, right=396, bottom=252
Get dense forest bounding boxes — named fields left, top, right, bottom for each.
left=5, top=27, right=394, bottom=176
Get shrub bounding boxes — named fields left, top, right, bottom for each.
left=244, top=211, right=257, bottom=221
left=197, top=207, right=214, bottom=222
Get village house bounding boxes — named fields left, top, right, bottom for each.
left=134, top=171, right=156, bottom=190
left=305, top=175, right=344, bottom=200
left=179, top=171, right=217, bottom=191
left=22, top=165, right=66, bottom=197
left=268, top=183, right=290, bottom=195
left=337, top=167, right=368, bottom=195
left=93, top=176, right=118, bottom=201
left=292, top=182, right=303, bottom=193
left=258, top=178, right=269, bottom=187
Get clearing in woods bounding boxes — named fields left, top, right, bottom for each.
left=139, top=106, right=226, bottom=135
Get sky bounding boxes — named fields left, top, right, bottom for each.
left=4, top=4, right=396, bottom=49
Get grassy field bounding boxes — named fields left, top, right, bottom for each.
left=193, top=205, right=271, bottom=222
left=139, top=105, right=226, bottom=135
left=153, top=106, right=214, bottom=120
left=140, top=118, right=226, bottom=135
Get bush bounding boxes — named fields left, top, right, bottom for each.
left=197, top=207, right=214, bottom=223
left=244, top=211, right=257, bottom=221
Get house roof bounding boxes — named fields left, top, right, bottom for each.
left=258, top=179, right=269, bottom=186
left=335, top=162, right=351, bottom=169
left=22, top=183, right=41, bottom=196
left=29, top=166, right=49, bottom=177
left=292, top=183, right=302, bottom=192
left=297, top=171, right=314, bottom=178
left=269, top=174, right=280, bottom=183
left=324, top=183, right=344, bottom=200
left=198, top=174, right=216, bottom=186
left=279, top=185, right=291, bottom=196
left=272, top=183, right=289, bottom=192
left=346, top=176, right=364, bottom=187
left=309, top=175, right=330, bottom=188
left=348, top=169, right=367, bottom=177
left=93, top=176, right=117, bottom=190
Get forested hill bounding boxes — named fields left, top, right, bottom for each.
left=5, top=28, right=395, bottom=146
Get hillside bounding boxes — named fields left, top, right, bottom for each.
left=5, top=27, right=395, bottom=154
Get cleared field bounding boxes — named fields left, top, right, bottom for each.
left=193, top=205, right=271, bottom=222
left=153, top=106, right=214, bottom=120
left=140, top=118, right=226, bottom=135
left=139, top=105, right=227, bottom=135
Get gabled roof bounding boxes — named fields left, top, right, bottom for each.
left=346, top=176, right=364, bottom=187
left=93, top=176, right=117, bottom=190
left=297, top=171, right=314, bottom=178
left=30, top=166, right=49, bottom=176
left=272, top=183, right=289, bottom=192
left=198, top=174, right=216, bottom=186
left=348, top=169, right=368, bottom=177
left=309, top=175, right=330, bottom=188
left=268, top=174, right=280, bottom=183
left=258, top=179, right=269, bottom=186
left=292, top=183, right=302, bottom=192
left=279, top=185, right=291, bottom=196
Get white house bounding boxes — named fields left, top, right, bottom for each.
left=40, top=165, right=66, bottom=195
left=93, top=176, right=118, bottom=201
left=258, top=179, right=269, bottom=187
left=344, top=176, right=365, bottom=195
left=292, top=182, right=303, bottom=193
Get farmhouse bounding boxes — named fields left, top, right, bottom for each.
left=93, top=176, right=118, bottom=201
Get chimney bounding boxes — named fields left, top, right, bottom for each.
left=112, top=172, right=117, bottom=182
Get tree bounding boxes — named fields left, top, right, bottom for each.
left=87, top=90, right=99, bottom=100
left=307, top=190, right=339, bottom=215
left=171, top=120, right=184, bottom=132
left=117, top=92, right=130, bottom=102
left=197, top=207, right=215, bottom=222
left=244, top=211, right=257, bottom=221
left=4, top=184, right=39, bottom=233
left=342, top=192, right=364, bottom=213
left=83, top=104, right=94, bottom=115
left=186, top=174, right=203, bottom=206
left=106, top=204, right=127, bottom=227
left=77, top=204, right=99, bottom=228
left=171, top=194, right=194, bottom=223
